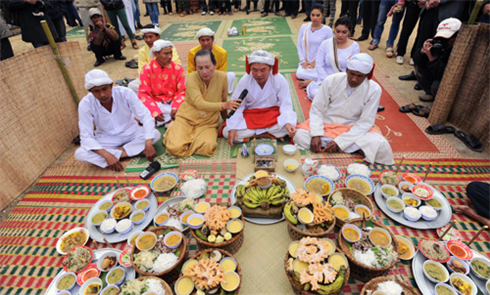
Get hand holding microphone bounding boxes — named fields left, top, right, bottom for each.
left=227, top=89, right=248, bottom=119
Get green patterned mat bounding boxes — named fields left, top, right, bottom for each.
left=66, top=26, right=85, bottom=39
left=228, top=17, right=292, bottom=37
left=160, top=20, right=222, bottom=42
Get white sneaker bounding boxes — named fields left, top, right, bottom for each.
left=202, top=11, right=206, bottom=15
left=396, top=56, right=404, bottom=65
left=210, top=11, right=214, bottom=15
left=409, top=58, right=414, bottom=66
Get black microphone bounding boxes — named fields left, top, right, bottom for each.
left=227, top=89, right=248, bottom=119
left=139, top=161, right=161, bottom=180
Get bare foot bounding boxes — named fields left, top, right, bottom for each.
left=298, top=79, right=313, bottom=89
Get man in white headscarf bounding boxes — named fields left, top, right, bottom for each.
left=294, top=53, right=394, bottom=165
left=187, top=27, right=235, bottom=93
left=75, top=69, right=161, bottom=171
left=220, top=50, right=298, bottom=146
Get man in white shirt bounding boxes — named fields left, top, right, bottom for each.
left=75, top=69, right=161, bottom=171
left=294, top=53, right=394, bottom=165
left=220, top=50, right=297, bottom=146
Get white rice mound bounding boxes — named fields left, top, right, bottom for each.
left=354, top=249, right=377, bottom=267
left=165, top=218, right=184, bottom=231
left=317, top=165, right=340, bottom=180
left=181, top=179, right=206, bottom=198
left=347, top=163, right=371, bottom=176
left=116, top=219, right=132, bottom=232
left=152, top=253, right=178, bottom=273
left=146, top=278, right=166, bottom=295
left=376, top=280, right=403, bottom=295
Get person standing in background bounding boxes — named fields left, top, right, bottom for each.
left=282, top=0, right=299, bottom=19
left=160, top=0, right=173, bottom=15
left=74, top=0, right=104, bottom=50
left=46, top=0, right=68, bottom=43
left=339, top=0, right=360, bottom=36
left=394, top=0, right=422, bottom=65
left=132, top=0, right=143, bottom=28
left=322, top=0, right=335, bottom=26
left=367, top=0, right=404, bottom=58
left=65, top=0, right=84, bottom=26
left=100, top=0, right=139, bottom=49
left=357, top=0, right=381, bottom=41
left=0, top=9, right=14, bottom=60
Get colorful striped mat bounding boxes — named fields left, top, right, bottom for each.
left=0, top=158, right=488, bottom=294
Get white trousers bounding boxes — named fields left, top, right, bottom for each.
left=294, top=129, right=360, bottom=153
left=75, top=128, right=161, bottom=168
left=156, top=102, right=172, bottom=125
left=221, top=124, right=288, bottom=142
left=306, top=82, right=320, bottom=101
left=296, top=65, right=318, bottom=81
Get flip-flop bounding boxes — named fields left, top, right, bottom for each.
left=411, top=106, right=431, bottom=118
left=454, top=130, right=483, bottom=152
left=425, top=124, right=456, bottom=135
left=399, top=103, right=422, bottom=113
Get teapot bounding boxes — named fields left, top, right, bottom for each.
left=301, top=158, right=318, bottom=176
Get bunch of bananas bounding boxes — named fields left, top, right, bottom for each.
left=236, top=184, right=289, bottom=209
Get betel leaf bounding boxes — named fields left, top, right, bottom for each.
left=175, top=248, right=180, bottom=256
left=365, top=219, right=374, bottom=228
left=162, top=228, right=172, bottom=235
left=356, top=200, right=361, bottom=204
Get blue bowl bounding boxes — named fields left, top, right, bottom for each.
left=304, top=175, right=335, bottom=197
left=344, top=174, right=375, bottom=195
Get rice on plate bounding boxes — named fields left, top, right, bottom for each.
left=347, top=163, right=371, bottom=177
left=317, top=165, right=340, bottom=180
left=120, top=278, right=166, bottom=295
left=181, top=179, right=206, bottom=199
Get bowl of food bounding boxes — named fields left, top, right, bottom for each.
left=164, top=231, right=183, bottom=249
left=257, top=177, right=272, bottom=189
left=130, top=210, right=146, bottom=225
left=118, top=247, right=132, bottom=268
left=435, top=283, right=458, bottom=295
left=420, top=205, right=438, bottom=221
left=419, top=239, right=450, bottom=263
left=327, top=253, right=347, bottom=271
left=110, top=202, right=132, bottom=220
left=220, top=257, right=238, bottom=272
left=369, top=228, right=392, bottom=247
left=425, top=195, right=444, bottom=211
left=447, top=256, right=470, bottom=275
left=111, top=188, right=131, bottom=204
left=379, top=170, right=400, bottom=186
left=55, top=272, right=77, bottom=291
left=395, top=235, right=416, bottom=260
left=227, top=206, right=242, bottom=219
left=181, top=178, right=207, bottom=199
left=486, top=279, right=490, bottom=294
left=282, top=144, right=297, bottom=156
left=470, top=257, right=490, bottom=280
left=227, top=219, right=244, bottom=234
left=354, top=204, right=372, bottom=218
left=317, top=164, right=341, bottom=181
left=130, top=184, right=150, bottom=201
left=56, top=227, right=90, bottom=255
left=181, top=169, right=198, bottom=181
left=135, top=231, right=157, bottom=251
left=449, top=273, right=478, bottom=295
left=174, top=276, right=195, bottom=295
left=150, top=172, right=178, bottom=193
left=341, top=224, right=362, bottom=243
left=297, top=208, right=314, bottom=224
left=386, top=197, right=405, bottom=213
left=98, top=200, right=113, bottom=212
left=187, top=214, right=204, bottom=229
left=402, top=193, right=421, bottom=207
left=106, top=266, right=126, bottom=286
left=381, top=184, right=399, bottom=198
left=221, top=271, right=241, bottom=292
left=332, top=205, right=350, bottom=221
left=127, top=231, right=142, bottom=247
left=134, top=199, right=150, bottom=212
left=154, top=212, right=170, bottom=226
left=284, top=159, right=300, bottom=173
left=412, top=184, right=434, bottom=200
left=423, top=260, right=450, bottom=283
left=305, top=175, right=334, bottom=196
left=79, top=277, right=102, bottom=295
left=79, top=267, right=100, bottom=285
left=62, top=246, right=93, bottom=274
left=115, top=219, right=133, bottom=234
left=179, top=210, right=194, bottom=226
left=90, top=210, right=108, bottom=226
left=195, top=202, right=211, bottom=214
left=100, top=218, right=117, bottom=234
left=437, top=225, right=462, bottom=242
left=100, top=285, right=120, bottom=295
left=398, top=181, right=413, bottom=194
left=345, top=174, right=375, bottom=195
left=347, top=163, right=371, bottom=177
left=97, top=251, right=119, bottom=272
left=401, top=173, right=422, bottom=184
left=403, top=207, right=421, bottom=222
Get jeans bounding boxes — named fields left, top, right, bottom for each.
left=132, top=0, right=141, bottom=25
left=145, top=3, right=159, bottom=25
left=106, top=9, right=135, bottom=40
left=67, top=3, right=83, bottom=26
left=372, top=0, right=403, bottom=46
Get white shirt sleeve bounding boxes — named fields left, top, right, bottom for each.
left=315, top=40, right=329, bottom=83
left=226, top=76, right=248, bottom=131
left=126, top=89, right=156, bottom=140
left=78, top=97, right=104, bottom=151
left=334, top=82, right=381, bottom=150
left=297, top=24, right=306, bottom=64
left=309, top=77, right=331, bottom=137
left=276, top=75, right=298, bottom=128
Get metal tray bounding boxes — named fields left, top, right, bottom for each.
left=230, top=173, right=296, bottom=225
left=374, top=183, right=451, bottom=229
left=413, top=249, right=488, bottom=295
left=45, top=248, right=136, bottom=295
left=153, top=196, right=190, bottom=232
left=84, top=187, right=158, bottom=243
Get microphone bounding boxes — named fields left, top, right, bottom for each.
left=227, top=89, right=248, bottom=119
left=139, top=161, right=161, bottom=180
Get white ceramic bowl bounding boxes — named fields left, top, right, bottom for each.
left=221, top=271, right=240, bottom=292
left=106, top=266, right=126, bottom=286
left=395, top=235, right=416, bottom=260
left=226, top=219, right=244, bottom=234
left=135, top=231, right=157, bottom=251
left=380, top=184, right=399, bottom=199
left=317, top=164, right=341, bottom=181
left=368, top=228, right=392, bottom=247
left=354, top=204, right=372, bottom=218
left=305, top=175, right=335, bottom=196
left=164, top=231, right=183, bottom=249
left=284, top=159, right=300, bottom=173
left=403, top=207, right=421, bottom=222
left=447, top=256, right=470, bottom=275
left=257, top=177, right=272, bottom=189
left=100, top=218, right=117, bottom=234
left=282, top=144, right=297, bottom=156
left=398, top=181, right=414, bottom=194
left=134, top=199, right=150, bottom=212
left=130, top=209, right=146, bottom=225
left=174, top=276, right=195, bottom=295
left=435, top=282, right=458, bottom=295
left=150, top=172, right=178, bottom=193
left=386, top=197, right=406, bottom=213
left=79, top=278, right=102, bottom=295
left=486, top=279, right=490, bottom=295
left=345, top=174, right=375, bottom=195
left=298, top=208, right=314, bottom=224
left=195, top=202, right=211, bottom=214
left=179, top=210, right=195, bottom=226
left=100, top=285, right=120, bottom=295
left=332, top=205, right=350, bottom=221
left=55, top=272, right=76, bottom=291
left=423, top=260, right=449, bottom=283
left=110, top=202, right=133, bottom=220
left=420, top=205, right=438, bottom=221
left=97, top=200, right=113, bottom=212
left=96, top=251, right=119, bottom=272
left=341, top=224, right=362, bottom=243
left=90, top=210, right=108, bottom=226
left=56, top=227, right=90, bottom=255
left=154, top=212, right=170, bottom=226
left=227, top=206, right=242, bottom=219
left=470, top=257, right=490, bottom=280
left=187, top=214, right=204, bottom=229
left=449, top=272, right=478, bottom=295
left=424, top=194, right=444, bottom=212
left=127, top=231, right=143, bottom=247
left=402, top=193, right=421, bottom=208
left=220, top=257, right=238, bottom=272
left=115, top=219, right=133, bottom=234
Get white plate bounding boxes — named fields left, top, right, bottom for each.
left=153, top=196, right=191, bottom=232
left=84, top=187, right=158, bottom=243
left=44, top=248, right=135, bottom=295
left=230, top=173, right=296, bottom=225
left=374, top=183, right=451, bottom=229
left=254, top=144, right=274, bottom=155
left=413, top=249, right=488, bottom=295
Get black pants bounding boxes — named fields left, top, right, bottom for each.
left=264, top=0, right=280, bottom=12
left=361, top=0, right=381, bottom=39
left=340, top=0, right=360, bottom=35
left=52, top=17, right=67, bottom=43
left=414, top=64, right=440, bottom=96
left=467, top=182, right=490, bottom=219
left=283, top=0, right=299, bottom=15
left=245, top=0, right=258, bottom=10
left=304, top=0, right=316, bottom=17
left=91, top=39, right=123, bottom=63
left=1, top=38, right=14, bottom=61
left=412, top=7, right=439, bottom=58
left=200, top=0, right=216, bottom=12
left=160, top=0, right=172, bottom=13
left=396, top=0, right=421, bottom=58
left=218, top=0, right=231, bottom=12
left=231, top=0, right=240, bottom=9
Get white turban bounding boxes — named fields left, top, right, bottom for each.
left=141, top=26, right=160, bottom=35
left=150, top=40, right=174, bottom=58
left=196, top=27, right=215, bottom=39
left=247, top=50, right=275, bottom=66
left=346, top=53, right=374, bottom=74
left=84, top=69, right=113, bottom=90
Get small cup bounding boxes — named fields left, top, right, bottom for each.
left=227, top=206, right=242, bottom=219
left=282, top=144, right=297, bottom=156
left=164, top=231, right=183, bottom=249
left=154, top=212, right=170, bottom=226
left=420, top=205, right=438, bottom=221
left=134, top=199, right=150, bottom=212
left=100, top=218, right=117, bottom=234
left=220, top=271, right=240, bottom=292
left=447, top=256, right=470, bottom=275
left=187, top=214, right=204, bottom=229
left=55, top=272, right=76, bottom=291
left=90, top=210, right=108, bottom=227
left=96, top=251, right=119, bottom=272
left=398, top=181, right=414, bottom=194
left=226, top=219, right=244, bottom=234
left=386, top=197, right=406, bottom=213
left=284, top=159, right=300, bottom=173
left=174, top=277, right=195, bottom=295
left=98, top=200, right=113, bottom=212
left=179, top=210, right=194, bottom=226
left=434, top=283, right=457, bottom=295
left=341, top=224, right=362, bottom=243
left=105, top=266, right=126, bottom=286
left=127, top=231, right=143, bottom=247
left=354, top=204, right=372, bottom=218
left=403, top=207, right=421, bottom=222
left=380, top=184, right=399, bottom=199
left=100, top=285, right=120, bottom=295
left=135, top=232, right=158, bottom=251
left=402, top=193, right=421, bottom=207
left=195, top=202, right=211, bottom=214
left=220, top=257, right=238, bottom=272
left=130, top=210, right=146, bottom=225
left=257, top=178, right=272, bottom=189
left=298, top=208, right=314, bottom=224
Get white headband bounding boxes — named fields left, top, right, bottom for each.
left=196, top=27, right=215, bottom=39
left=84, top=69, right=113, bottom=90
left=150, top=40, right=174, bottom=58
left=248, top=50, right=275, bottom=66
left=141, top=27, right=160, bottom=35
left=346, top=53, right=374, bottom=74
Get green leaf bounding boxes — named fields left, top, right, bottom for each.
left=175, top=248, right=180, bottom=256
left=162, top=228, right=172, bottom=235
left=356, top=200, right=361, bottom=204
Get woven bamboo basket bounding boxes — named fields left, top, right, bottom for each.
left=190, top=214, right=245, bottom=254
left=135, top=276, right=174, bottom=295
left=284, top=252, right=350, bottom=295
left=338, top=218, right=400, bottom=282
left=179, top=248, right=242, bottom=295
left=130, top=226, right=187, bottom=284
left=360, top=276, right=419, bottom=295
left=285, top=201, right=336, bottom=240
left=326, top=188, right=374, bottom=227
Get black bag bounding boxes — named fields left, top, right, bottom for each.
left=1, top=2, right=20, bottom=26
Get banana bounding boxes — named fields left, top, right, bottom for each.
left=240, top=185, right=246, bottom=197
left=286, top=257, right=294, bottom=275
left=250, top=186, right=260, bottom=199
left=245, top=190, right=258, bottom=201
left=243, top=199, right=261, bottom=208
left=284, top=202, right=298, bottom=225
left=272, top=197, right=285, bottom=205
left=236, top=185, right=244, bottom=198
left=269, top=186, right=281, bottom=197
left=316, top=266, right=346, bottom=295
left=266, top=185, right=275, bottom=197
left=291, top=202, right=299, bottom=214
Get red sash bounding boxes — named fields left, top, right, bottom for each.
left=218, top=106, right=280, bottom=137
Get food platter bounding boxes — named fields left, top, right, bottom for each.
left=153, top=196, right=190, bottom=231
left=469, top=256, right=490, bottom=295
left=413, top=249, right=488, bottom=295
left=374, top=183, right=451, bottom=229
left=84, top=187, right=158, bottom=243
left=45, top=248, right=136, bottom=295
left=230, top=173, right=296, bottom=225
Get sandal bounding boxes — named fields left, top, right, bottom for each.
left=411, top=106, right=431, bottom=118
left=131, top=39, right=139, bottom=50
left=399, top=103, right=422, bottom=113
left=454, top=130, right=483, bottom=152
left=425, top=124, right=456, bottom=135
left=368, top=44, right=378, bottom=51
left=386, top=46, right=394, bottom=58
